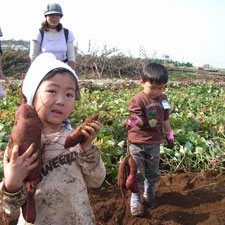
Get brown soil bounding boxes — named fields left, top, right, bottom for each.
left=89, top=171, right=225, bottom=225
left=2, top=171, right=225, bottom=225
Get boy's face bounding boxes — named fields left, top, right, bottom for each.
left=33, top=72, right=76, bottom=133
left=141, top=80, right=166, bottom=99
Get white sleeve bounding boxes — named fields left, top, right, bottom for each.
left=67, top=29, right=75, bottom=43
left=67, top=30, right=75, bottom=62
left=31, top=30, right=42, bottom=43
left=67, top=41, right=75, bottom=62
left=29, top=30, right=42, bottom=59
left=29, top=40, right=41, bottom=59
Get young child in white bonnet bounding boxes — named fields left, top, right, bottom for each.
left=1, top=53, right=106, bottom=225
left=23, top=52, right=77, bottom=130
left=23, top=52, right=78, bottom=107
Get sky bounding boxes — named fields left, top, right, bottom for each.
left=1, top=0, right=225, bottom=68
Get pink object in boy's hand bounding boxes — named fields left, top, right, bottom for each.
left=166, top=131, right=174, bottom=149
left=127, top=115, right=139, bottom=128
left=166, top=131, right=174, bottom=140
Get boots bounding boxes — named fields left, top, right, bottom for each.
left=130, top=183, right=144, bottom=216
left=143, top=180, right=158, bottom=208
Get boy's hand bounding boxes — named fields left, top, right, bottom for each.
left=166, top=131, right=174, bottom=149
left=3, top=144, right=39, bottom=193
left=80, top=121, right=101, bottom=152
left=126, top=115, right=140, bottom=129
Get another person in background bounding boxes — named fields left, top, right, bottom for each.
left=29, top=3, right=76, bottom=70
left=126, top=63, right=174, bottom=216
left=0, top=26, right=9, bottom=98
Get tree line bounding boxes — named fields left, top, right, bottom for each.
left=1, top=40, right=193, bottom=79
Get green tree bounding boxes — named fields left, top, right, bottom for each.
left=2, top=48, right=30, bottom=77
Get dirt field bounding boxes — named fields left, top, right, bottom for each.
left=3, top=170, right=224, bottom=225
left=89, top=170, right=225, bottom=225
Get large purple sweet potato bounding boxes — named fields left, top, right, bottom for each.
left=64, top=114, right=99, bottom=148
left=7, top=94, right=42, bottom=223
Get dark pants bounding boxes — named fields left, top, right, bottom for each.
left=129, top=143, right=160, bottom=184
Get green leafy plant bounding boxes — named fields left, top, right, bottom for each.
left=0, top=78, right=224, bottom=183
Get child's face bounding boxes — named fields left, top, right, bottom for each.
left=141, top=80, right=166, bottom=99
left=33, top=72, right=77, bottom=133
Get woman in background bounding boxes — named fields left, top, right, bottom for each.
left=29, top=2, right=76, bottom=70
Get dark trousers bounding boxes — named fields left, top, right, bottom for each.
left=129, top=143, right=161, bottom=184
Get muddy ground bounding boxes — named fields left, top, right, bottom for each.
left=89, top=171, right=225, bottom=225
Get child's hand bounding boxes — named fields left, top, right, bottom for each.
left=126, top=115, right=142, bottom=129
left=166, top=131, right=174, bottom=149
left=3, top=144, right=39, bottom=193
left=80, top=121, right=101, bottom=152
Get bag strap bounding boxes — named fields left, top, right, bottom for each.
left=64, top=28, right=69, bottom=42
left=63, top=28, right=69, bottom=62
left=39, top=28, right=44, bottom=50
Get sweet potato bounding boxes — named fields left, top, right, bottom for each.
left=7, top=95, right=42, bottom=181
left=64, top=114, right=99, bottom=148
left=22, top=193, right=36, bottom=223
left=125, top=156, right=138, bottom=193
left=117, top=155, right=138, bottom=196
left=117, top=156, right=129, bottom=196
left=7, top=94, right=42, bottom=223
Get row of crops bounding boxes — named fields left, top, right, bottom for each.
left=0, top=77, right=224, bottom=183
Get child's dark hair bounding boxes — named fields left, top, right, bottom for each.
left=142, top=63, right=168, bottom=84
left=43, top=67, right=80, bottom=100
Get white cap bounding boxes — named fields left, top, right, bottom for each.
left=22, top=53, right=78, bottom=106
